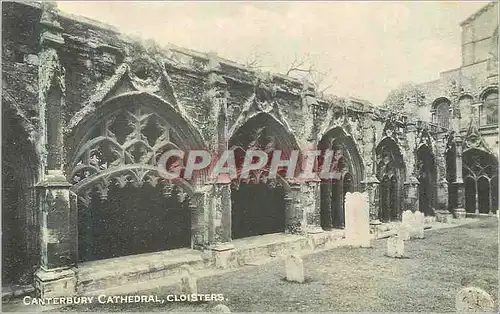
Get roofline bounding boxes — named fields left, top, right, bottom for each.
left=460, top=1, right=497, bottom=26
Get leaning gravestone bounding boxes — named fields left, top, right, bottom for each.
left=179, top=264, right=197, bottom=294
left=413, top=211, right=425, bottom=239
left=285, top=254, right=305, bottom=283
left=386, top=235, right=404, bottom=258
left=212, top=304, right=231, bottom=313
left=455, top=287, right=495, bottom=312
left=344, top=192, right=371, bottom=247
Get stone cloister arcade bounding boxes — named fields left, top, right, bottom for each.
left=2, top=2, right=498, bottom=297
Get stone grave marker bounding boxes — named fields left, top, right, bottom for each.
left=285, top=254, right=304, bottom=283
left=455, top=286, right=495, bottom=312
left=344, top=191, right=371, bottom=247
left=179, top=264, right=197, bottom=294
left=413, top=211, right=425, bottom=239
left=386, top=235, right=404, bottom=258
left=400, top=211, right=412, bottom=241
left=212, top=304, right=231, bottom=313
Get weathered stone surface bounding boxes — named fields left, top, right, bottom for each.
left=455, top=287, right=495, bottom=312
left=386, top=236, right=404, bottom=258
left=413, top=211, right=425, bottom=239
left=436, top=210, right=453, bottom=223
left=213, top=245, right=234, bottom=270
left=34, top=268, right=77, bottom=299
left=179, top=265, right=197, bottom=295
left=400, top=210, right=413, bottom=241
left=285, top=254, right=304, bottom=283
left=344, top=192, right=371, bottom=247
left=212, top=304, right=231, bottom=313
left=397, top=223, right=411, bottom=241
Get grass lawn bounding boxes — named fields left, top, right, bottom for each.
left=61, top=218, right=498, bottom=312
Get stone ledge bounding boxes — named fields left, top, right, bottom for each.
left=35, top=268, right=76, bottom=281
left=209, top=243, right=235, bottom=252
left=76, top=248, right=208, bottom=294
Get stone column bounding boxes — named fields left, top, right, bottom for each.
left=319, top=182, right=333, bottom=230
left=455, top=182, right=466, bottom=218
left=192, top=183, right=232, bottom=249
left=474, top=184, right=480, bottom=215
left=290, top=180, right=323, bottom=234
left=304, top=180, right=323, bottom=233
left=454, top=135, right=466, bottom=218
left=214, top=182, right=232, bottom=243
left=404, top=176, right=419, bottom=213
left=34, top=4, right=78, bottom=298
left=361, top=176, right=380, bottom=222
left=190, top=186, right=210, bottom=250
left=435, top=134, right=449, bottom=212
left=285, top=182, right=302, bottom=234
left=35, top=172, right=78, bottom=298
left=203, top=53, right=233, bottom=248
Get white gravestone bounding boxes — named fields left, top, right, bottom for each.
left=179, top=265, right=197, bottom=294
left=344, top=192, right=371, bottom=247
left=285, top=254, right=305, bottom=283
left=386, top=235, right=404, bottom=258
left=413, top=211, right=425, bottom=239
left=455, top=287, right=495, bottom=312
left=212, top=304, right=231, bottom=313
left=400, top=211, right=412, bottom=241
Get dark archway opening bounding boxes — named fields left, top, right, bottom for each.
left=231, top=183, right=286, bottom=239
left=446, top=144, right=458, bottom=210
left=78, top=182, right=191, bottom=262
left=376, top=138, right=405, bottom=222
left=477, top=177, right=491, bottom=214
left=417, top=146, right=437, bottom=216
left=229, top=114, right=296, bottom=240
left=465, top=177, right=476, bottom=214
left=380, top=175, right=391, bottom=222
left=2, top=109, right=38, bottom=286
left=463, top=148, right=498, bottom=215
left=318, top=128, right=363, bottom=230
left=68, top=98, right=205, bottom=263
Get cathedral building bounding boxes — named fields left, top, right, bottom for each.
left=2, top=1, right=498, bottom=298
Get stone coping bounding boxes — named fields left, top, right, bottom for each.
left=77, top=248, right=206, bottom=279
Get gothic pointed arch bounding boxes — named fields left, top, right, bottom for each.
left=318, top=126, right=364, bottom=230
left=67, top=92, right=205, bottom=262
left=462, top=147, right=498, bottom=215
left=478, top=86, right=498, bottom=126
left=229, top=111, right=300, bottom=188
left=68, top=92, right=205, bottom=193
left=416, top=144, right=437, bottom=216
left=376, top=136, right=406, bottom=222
left=228, top=111, right=298, bottom=240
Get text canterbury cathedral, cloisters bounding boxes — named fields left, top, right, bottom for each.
left=2, top=1, right=498, bottom=298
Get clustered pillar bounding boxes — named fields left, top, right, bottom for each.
left=35, top=3, right=78, bottom=298
left=453, top=135, right=467, bottom=218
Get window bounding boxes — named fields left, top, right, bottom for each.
left=435, top=100, right=451, bottom=129
left=482, top=91, right=498, bottom=125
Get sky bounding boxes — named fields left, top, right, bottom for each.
left=57, top=1, right=489, bottom=104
